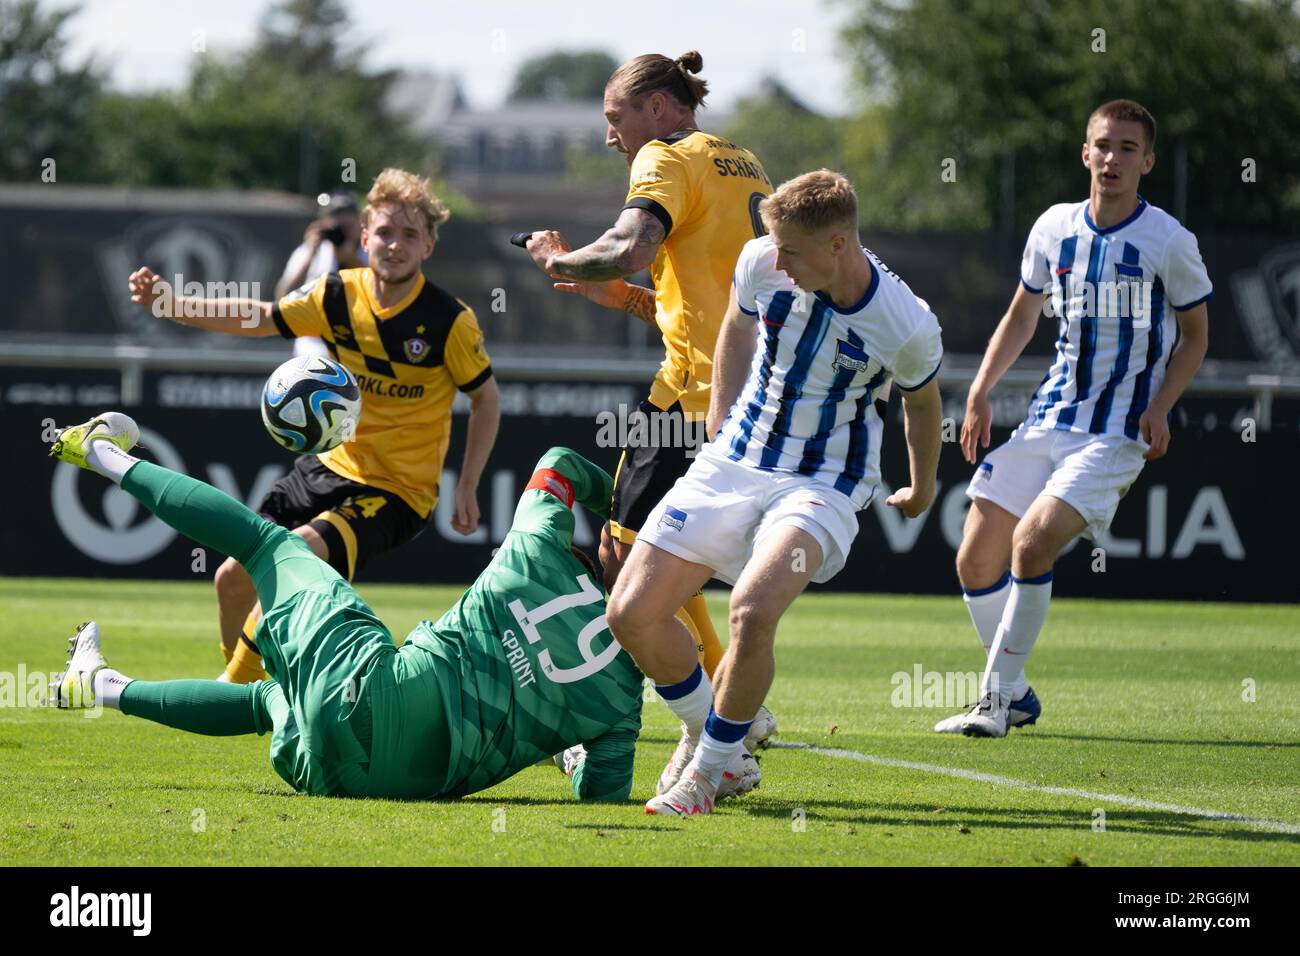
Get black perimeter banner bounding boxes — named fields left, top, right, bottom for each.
left=2, top=365, right=1290, bottom=603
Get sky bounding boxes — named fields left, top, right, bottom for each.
left=65, top=0, right=859, bottom=115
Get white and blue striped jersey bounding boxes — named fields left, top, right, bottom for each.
left=714, top=235, right=944, bottom=509
left=1020, top=198, right=1212, bottom=440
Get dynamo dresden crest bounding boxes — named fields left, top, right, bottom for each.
left=1231, top=242, right=1300, bottom=373
left=403, top=337, right=429, bottom=362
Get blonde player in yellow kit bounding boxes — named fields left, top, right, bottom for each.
left=524, top=51, right=777, bottom=779
left=128, top=169, right=501, bottom=683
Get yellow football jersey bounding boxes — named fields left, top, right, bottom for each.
left=271, top=268, right=492, bottom=517
left=624, top=130, right=773, bottom=415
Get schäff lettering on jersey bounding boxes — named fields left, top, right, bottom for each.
left=712, top=156, right=773, bottom=184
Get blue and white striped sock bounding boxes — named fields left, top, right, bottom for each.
left=655, top=664, right=712, bottom=736
left=692, top=708, right=753, bottom=789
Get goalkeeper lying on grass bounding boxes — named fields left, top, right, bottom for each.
left=46, top=413, right=680, bottom=801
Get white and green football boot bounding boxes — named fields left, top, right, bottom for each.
left=51, top=621, right=111, bottom=709
left=48, top=411, right=140, bottom=469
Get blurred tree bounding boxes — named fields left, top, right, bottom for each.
left=721, top=77, right=845, bottom=190
left=257, top=0, right=353, bottom=76
left=0, top=0, right=104, bottom=182
left=71, top=0, right=471, bottom=211
left=838, top=0, right=1300, bottom=232
left=508, top=50, right=618, bottom=101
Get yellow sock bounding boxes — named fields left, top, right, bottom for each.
left=682, top=593, right=725, bottom=679
left=224, top=609, right=268, bottom=684
left=673, top=605, right=702, bottom=663
left=219, top=640, right=234, bottom=665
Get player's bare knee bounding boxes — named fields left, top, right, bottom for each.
left=604, top=591, right=645, bottom=647
left=728, top=598, right=780, bottom=646
left=292, top=523, right=330, bottom=560
left=954, top=542, right=976, bottom=587
left=726, top=615, right=777, bottom=662
left=1011, top=525, right=1056, bottom=575
left=214, top=557, right=253, bottom=601
left=955, top=540, right=1000, bottom=590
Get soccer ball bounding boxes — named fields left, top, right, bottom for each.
left=260, top=356, right=361, bottom=454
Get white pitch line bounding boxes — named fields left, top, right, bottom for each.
left=770, top=741, right=1300, bottom=835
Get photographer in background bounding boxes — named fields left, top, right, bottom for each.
left=276, top=191, right=369, bottom=359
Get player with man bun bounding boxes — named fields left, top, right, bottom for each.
left=523, top=51, right=778, bottom=784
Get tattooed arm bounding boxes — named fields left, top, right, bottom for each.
left=538, top=209, right=662, bottom=324
left=549, top=275, right=657, bottom=326
left=528, top=207, right=666, bottom=282
left=620, top=284, right=656, bottom=326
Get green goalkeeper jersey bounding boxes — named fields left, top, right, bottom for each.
left=389, top=447, right=644, bottom=801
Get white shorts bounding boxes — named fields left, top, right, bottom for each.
left=638, top=450, right=865, bottom=586
left=966, top=424, right=1145, bottom=539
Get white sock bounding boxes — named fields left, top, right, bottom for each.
left=93, top=667, right=131, bottom=709
left=982, top=572, right=1053, bottom=706
left=84, top=440, right=139, bottom=485
left=655, top=664, right=712, bottom=736
left=963, top=573, right=1028, bottom=700
left=691, top=709, right=752, bottom=789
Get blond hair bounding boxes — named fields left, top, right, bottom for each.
left=608, top=50, right=708, bottom=111
left=362, top=168, right=451, bottom=240
left=760, top=169, right=858, bottom=233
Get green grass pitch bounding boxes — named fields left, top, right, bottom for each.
left=1, top=577, right=1297, bottom=866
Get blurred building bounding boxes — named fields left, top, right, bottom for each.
left=388, top=71, right=607, bottom=176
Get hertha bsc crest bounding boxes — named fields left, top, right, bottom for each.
left=403, top=337, right=429, bottom=363
left=832, top=339, right=871, bottom=375
left=658, top=506, right=687, bottom=531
